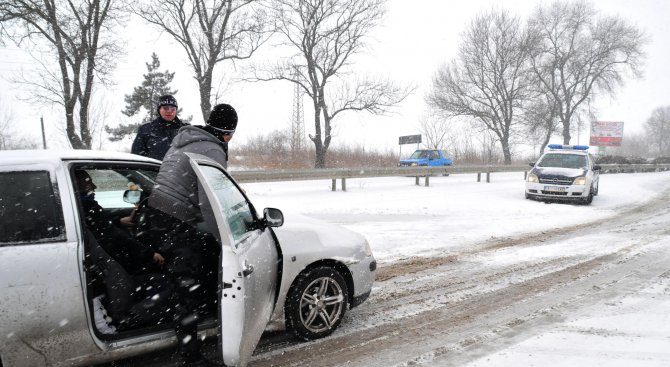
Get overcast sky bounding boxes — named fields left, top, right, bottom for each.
left=1, top=0, right=668, bottom=155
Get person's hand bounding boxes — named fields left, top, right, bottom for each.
left=119, top=209, right=136, bottom=226
left=153, top=252, right=165, bottom=266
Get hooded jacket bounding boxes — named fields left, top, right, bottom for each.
left=148, top=126, right=228, bottom=225
left=131, top=116, right=188, bottom=160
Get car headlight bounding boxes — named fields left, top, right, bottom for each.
left=573, top=176, right=586, bottom=185
left=527, top=173, right=538, bottom=183
left=364, top=240, right=373, bottom=257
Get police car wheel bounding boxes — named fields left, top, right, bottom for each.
left=582, top=188, right=594, bottom=205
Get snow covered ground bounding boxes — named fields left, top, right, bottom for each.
left=240, top=170, right=670, bottom=263
left=239, top=170, right=670, bottom=366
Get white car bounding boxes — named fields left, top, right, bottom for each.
left=0, top=150, right=376, bottom=367
left=525, top=144, right=601, bottom=205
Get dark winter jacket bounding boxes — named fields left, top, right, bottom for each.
left=131, top=116, right=188, bottom=160
left=148, top=126, right=228, bottom=226
left=81, top=197, right=156, bottom=275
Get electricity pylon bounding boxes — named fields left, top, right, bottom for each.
left=290, top=67, right=306, bottom=155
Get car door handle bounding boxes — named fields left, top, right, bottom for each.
left=242, top=261, right=254, bottom=277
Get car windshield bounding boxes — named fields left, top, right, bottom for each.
left=537, top=153, right=587, bottom=169
left=410, top=150, right=435, bottom=159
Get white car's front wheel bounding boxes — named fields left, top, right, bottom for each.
left=582, top=186, right=594, bottom=205
left=285, top=266, right=349, bottom=340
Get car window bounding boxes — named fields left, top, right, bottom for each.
left=0, top=171, right=65, bottom=245
left=410, top=151, right=424, bottom=159
left=199, top=165, right=256, bottom=243
left=537, top=153, right=587, bottom=169
left=81, top=168, right=155, bottom=209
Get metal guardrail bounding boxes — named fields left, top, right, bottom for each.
left=230, top=163, right=670, bottom=191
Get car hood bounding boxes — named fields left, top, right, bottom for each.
left=273, top=214, right=370, bottom=263
left=533, top=166, right=586, bottom=178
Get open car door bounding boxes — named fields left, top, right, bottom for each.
left=189, top=155, right=279, bottom=367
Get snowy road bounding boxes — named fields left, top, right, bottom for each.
left=249, top=172, right=670, bottom=366
left=100, top=171, right=670, bottom=366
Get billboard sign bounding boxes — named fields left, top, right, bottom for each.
left=399, top=134, right=421, bottom=145
left=590, top=121, right=624, bottom=147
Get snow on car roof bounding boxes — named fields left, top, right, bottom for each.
left=0, top=149, right=160, bottom=166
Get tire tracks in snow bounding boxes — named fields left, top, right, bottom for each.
left=249, top=188, right=670, bottom=366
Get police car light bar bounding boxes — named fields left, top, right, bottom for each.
left=547, top=144, right=589, bottom=151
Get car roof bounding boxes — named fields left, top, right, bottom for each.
left=0, top=149, right=160, bottom=167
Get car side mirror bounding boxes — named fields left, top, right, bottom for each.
left=123, top=189, right=143, bottom=205
left=263, top=208, right=284, bottom=228
left=593, top=165, right=602, bottom=171
left=528, top=162, right=535, bottom=167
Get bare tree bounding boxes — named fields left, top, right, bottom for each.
left=428, top=9, right=533, bottom=165
left=527, top=0, right=647, bottom=145
left=522, top=95, right=560, bottom=154
left=133, top=0, right=272, bottom=121
left=0, top=104, right=38, bottom=150
left=248, top=0, right=413, bottom=168
left=644, top=106, right=670, bottom=156
left=618, top=132, right=650, bottom=158
left=0, top=0, right=127, bottom=149
left=418, top=112, right=451, bottom=150
left=474, top=128, right=502, bottom=165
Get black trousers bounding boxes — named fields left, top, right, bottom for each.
left=140, top=205, right=219, bottom=361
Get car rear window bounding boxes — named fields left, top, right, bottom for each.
left=0, top=171, right=65, bottom=245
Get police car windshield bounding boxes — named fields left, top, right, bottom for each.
left=537, top=153, right=587, bottom=169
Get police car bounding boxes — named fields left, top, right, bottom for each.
left=525, top=144, right=601, bottom=205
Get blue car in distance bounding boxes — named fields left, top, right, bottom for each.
left=399, top=149, right=453, bottom=167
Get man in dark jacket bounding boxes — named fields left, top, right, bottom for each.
left=146, top=103, right=237, bottom=367
left=131, top=95, right=188, bottom=160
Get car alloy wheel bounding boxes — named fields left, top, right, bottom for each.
left=285, top=266, right=349, bottom=340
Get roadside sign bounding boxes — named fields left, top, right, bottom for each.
left=590, top=121, right=624, bottom=146
left=399, top=134, right=421, bottom=145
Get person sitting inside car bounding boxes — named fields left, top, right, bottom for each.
left=75, top=169, right=164, bottom=274
left=75, top=170, right=173, bottom=331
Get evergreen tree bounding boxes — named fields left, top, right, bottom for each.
left=106, top=53, right=180, bottom=141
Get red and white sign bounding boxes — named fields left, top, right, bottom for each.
left=590, top=121, right=624, bottom=147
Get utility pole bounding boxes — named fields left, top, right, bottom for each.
left=40, top=116, right=47, bottom=149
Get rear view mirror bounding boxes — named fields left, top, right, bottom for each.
left=528, top=162, right=535, bottom=167
left=123, top=189, right=143, bottom=205
left=263, top=208, right=284, bottom=228
left=593, top=165, right=602, bottom=171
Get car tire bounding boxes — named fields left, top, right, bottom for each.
left=285, top=266, right=349, bottom=340
left=594, top=182, right=599, bottom=196
left=582, top=187, right=594, bottom=205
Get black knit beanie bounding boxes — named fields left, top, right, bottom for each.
left=206, top=104, right=238, bottom=133
left=156, top=95, right=178, bottom=114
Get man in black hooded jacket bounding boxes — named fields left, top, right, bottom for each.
left=131, top=95, right=188, bottom=160
left=145, top=103, right=238, bottom=367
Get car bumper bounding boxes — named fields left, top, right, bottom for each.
left=348, top=255, right=376, bottom=308
left=525, top=182, right=589, bottom=200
